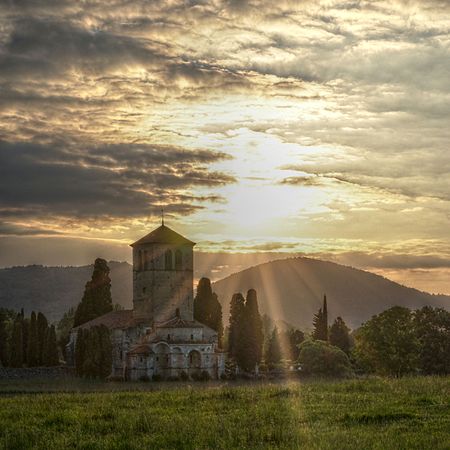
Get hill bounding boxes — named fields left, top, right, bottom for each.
left=0, top=262, right=132, bottom=322
left=212, top=257, right=450, bottom=329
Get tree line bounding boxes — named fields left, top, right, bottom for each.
left=0, top=308, right=59, bottom=368
left=195, top=280, right=450, bottom=378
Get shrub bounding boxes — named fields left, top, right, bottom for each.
left=179, top=371, right=189, bottom=381
left=297, top=340, right=353, bottom=377
left=139, top=375, right=150, bottom=382
left=192, top=370, right=211, bottom=381
left=200, top=370, right=211, bottom=381
left=167, top=375, right=180, bottom=382
left=151, top=374, right=162, bottom=382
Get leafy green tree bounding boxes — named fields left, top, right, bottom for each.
left=10, top=318, right=24, bottom=368
left=74, top=258, right=113, bottom=327
left=228, top=293, right=245, bottom=359
left=312, top=295, right=328, bottom=341
left=194, top=278, right=223, bottom=346
left=414, top=306, right=450, bottom=375
left=298, top=340, right=352, bottom=377
left=354, top=306, right=418, bottom=377
left=329, top=317, right=351, bottom=354
left=43, top=325, right=59, bottom=366
left=266, top=327, right=282, bottom=366
left=286, top=328, right=305, bottom=361
left=37, top=312, right=49, bottom=365
left=26, top=311, right=39, bottom=367
left=236, top=289, right=263, bottom=372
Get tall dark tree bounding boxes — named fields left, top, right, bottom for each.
left=312, top=295, right=328, bottom=341
left=76, top=326, right=112, bottom=378
left=236, top=289, right=263, bottom=372
left=414, top=306, right=450, bottom=375
left=286, top=328, right=305, bottom=361
left=329, top=317, right=351, bottom=354
left=0, top=309, right=13, bottom=366
left=193, top=277, right=223, bottom=346
left=26, top=311, right=39, bottom=367
left=10, top=318, right=23, bottom=368
left=0, top=321, right=7, bottom=367
left=21, top=316, right=29, bottom=364
left=74, top=258, right=113, bottom=327
left=75, top=328, right=86, bottom=376
left=57, top=307, right=75, bottom=360
left=43, top=325, right=59, bottom=366
left=37, top=312, right=49, bottom=365
left=228, top=293, right=245, bottom=359
left=98, top=325, right=113, bottom=379
left=266, top=327, right=282, bottom=366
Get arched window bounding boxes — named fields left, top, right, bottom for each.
left=175, top=249, right=182, bottom=270
left=165, top=249, right=173, bottom=270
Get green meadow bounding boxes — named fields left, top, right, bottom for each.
left=0, top=377, right=449, bottom=450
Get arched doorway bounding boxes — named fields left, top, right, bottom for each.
left=188, top=350, right=201, bottom=375
left=172, top=347, right=184, bottom=369
left=154, top=343, right=170, bottom=376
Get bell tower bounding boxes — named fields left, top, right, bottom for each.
left=130, top=222, right=195, bottom=323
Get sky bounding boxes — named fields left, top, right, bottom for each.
left=0, top=0, right=449, bottom=294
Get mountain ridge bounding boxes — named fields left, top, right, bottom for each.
left=212, top=256, right=450, bottom=329
left=0, top=257, right=448, bottom=328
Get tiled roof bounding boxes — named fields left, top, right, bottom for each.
left=156, top=316, right=205, bottom=329
left=128, top=344, right=153, bottom=355
left=130, top=224, right=195, bottom=247
left=72, top=310, right=139, bottom=331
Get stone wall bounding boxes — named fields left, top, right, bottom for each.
left=0, top=366, right=75, bottom=380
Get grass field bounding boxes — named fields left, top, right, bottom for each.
left=0, top=376, right=449, bottom=449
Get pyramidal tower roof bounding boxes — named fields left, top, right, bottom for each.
left=130, top=224, right=195, bottom=247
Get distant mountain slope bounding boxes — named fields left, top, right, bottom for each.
left=0, top=262, right=132, bottom=322
left=213, top=257, right=450, bottom=329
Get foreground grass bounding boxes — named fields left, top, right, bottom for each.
left=0, top=377, right=449, bottom=449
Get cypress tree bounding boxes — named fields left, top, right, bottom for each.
left=37, top=312, right=49, bottom=365
left=27, top=311, right=39, bottom=367
left=75, top=328, right=86, bottom=376
left=237, top=289, right=263, bottom=372
left=10, top=319, right=23, bottom=368
left=329, top=317, right=351, bottom=354
left=266, top=327, right=282, bottom=366
left=0, top=317, right=8, bottom=367
left=43, top=325, right=59, bottom=366
left=312, top=295, right=329, bottom=341
left=98, top=325, right=113, bottom=379
left=193, top=278, right=223, bottom=346
left=21, top=317, right=29, bottom=363
left=74, top=258, right=113, bottom=327
left=228, top=293, right=245, bottom=359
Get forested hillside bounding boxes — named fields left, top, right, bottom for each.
left=213, top=257, right=450, bottom=329
left=0, top=262, right=132, bottom=322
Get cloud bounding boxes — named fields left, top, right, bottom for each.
left=0, top=140, right=235, bottom=220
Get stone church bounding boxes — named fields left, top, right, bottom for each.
left=67, top=223, right=226, bottom=380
